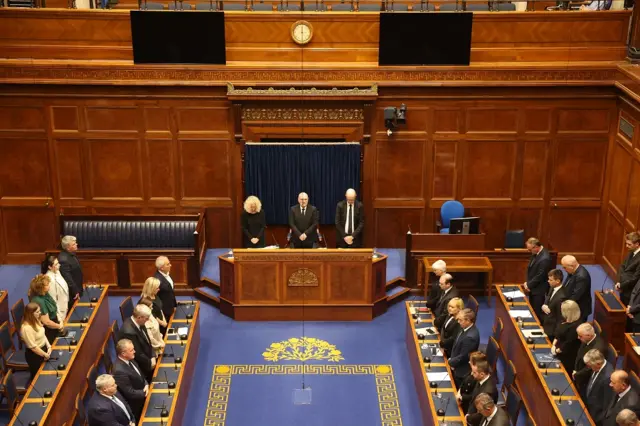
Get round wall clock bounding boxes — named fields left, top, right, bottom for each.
left=291, top=20, right=313, bottom=45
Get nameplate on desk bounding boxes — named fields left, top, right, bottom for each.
left=509, top=310, right=533, bottom=318
left=503, top=290, right=525, bottom=299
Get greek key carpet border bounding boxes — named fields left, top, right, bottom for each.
left=205, top=364, right=402, bottom=426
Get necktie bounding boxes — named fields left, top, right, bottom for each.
left=613, top=394, right=620, bottom=406
left=111, top=395, right=132, bottom=422
left=587, top=371, right=598, bottom=395
left=302, top=208, right=306, bottom=216
left=140, top=325, right=151, bottom=344
left=347, top=205, right=353, bottom=235
left=454, top=330, right=464, bottom=346
left=129, top=361, right=142, bottom=378
left=481, top=418, right=488, bottom=426
left=529, top=255, right=535, bottom=267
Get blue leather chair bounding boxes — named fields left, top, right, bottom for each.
left=439, top=200, right=464, bottom=234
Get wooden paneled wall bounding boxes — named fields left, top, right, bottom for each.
left=601, top=96, right=640, bottom=275
left=0, top=86, right=618, bottom=263
left=0, top=86, right=237, bottom=263
left=367, top=87, right=617, bottom=263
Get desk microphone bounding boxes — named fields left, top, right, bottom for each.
left=70, top=309, right=88, bottom=327
left=438, top=395, right=450, bottom=418
left=538, top=361, right=550, bottom=376
left=58, top=336, right=76, bottom=352
left=430, top=381, right=438, bottom=396
left=165, top=370, right=176, bottom=392
left=177, top=304, right=192, bottom=323
left=164, top=344, right=182, bottom=363
left=554, top=381, right=573, bottom=403
left=566, top=405, right=586, bottom=426
left=45, top=356, right=65, bottom=378
left=154, top=400, right=169, bottom=418
left=424, top=353, right=432, bottom=370
left=30, top=383, right=51, bottom=406
left=11, top=413, right=37, bottom=426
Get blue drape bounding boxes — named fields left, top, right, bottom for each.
left=244, top=143, right=361, bottom=225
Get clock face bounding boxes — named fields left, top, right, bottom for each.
left=291, top=21, right=313, bottom=45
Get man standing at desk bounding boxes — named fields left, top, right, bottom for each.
left=335, top=188, right=364, bottom=248
left=561, top=255, right=592, bottom=323
left=289, top=192, right=319, bottom=249
left=616, top=232, right=640, bottom=306
left=523, top=237, right=553, bottom=321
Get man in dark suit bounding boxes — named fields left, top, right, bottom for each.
left=154, top=256, right=176, bottom=322
left=456, top=351, right=488, bottom=413
left=117, top=304, right=156, bottom=383
left=627, top=281, right=640, bottom=333
left=464, top=360, right=498, bottom=420
left=288, top=192, right=319, bottom=249
left=87, top=374, right=136, bottom=426
left=603, top=370, right=640, bottom=426
left=561, top=255, right=592, bottom=322
left=541, top=268, right=568, bottom=342
left=616, top=232, right=640, bottom=306
left=449, top=308, right=480, bottom=387
left=433, top=273, right=459, bottom=330
left=573, top=322, right=608, bottom=389
left=426, top=260, right=447, bottom=311
left=58, top=235, right=84, bottom=312
left=335, top=188, right=364, bottom=248
left=523, top=237, right=553, bottom=321
left=581, top=349, right=615, bottom=425
left=470, top=393, right=510, bottom=426
left=113, top=338, right=149, bottom=422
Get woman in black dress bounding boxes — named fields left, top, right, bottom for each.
left=552, top=299, right=582, bottom=372
left=242, top=195, right=266, bottom=248
left=439, top=297, right=463, bottom=357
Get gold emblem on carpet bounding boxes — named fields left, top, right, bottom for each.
left=262, top=337, right=344, bottom=362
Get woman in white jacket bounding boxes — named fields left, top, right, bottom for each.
left=42, top=255, right=70, bottom=321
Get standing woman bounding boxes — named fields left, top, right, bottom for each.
left=241, top=195, right=266, bottom=248
left=439, top=297, right=464, bottom=357
left=28, top=274, right=64, bottom=345
left=42, top=255, right=70, bottom=322
left=139, top=277, right=168, bottom=335
left=552, top=300, right=582, bottom=372
left=138, top=298, right=166, bottom=356
left=20, top=303, right=52, bottom=380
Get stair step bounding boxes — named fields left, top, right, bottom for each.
left=386, top=285, right=411, bottom=303
left=386, top=277, right=406, bottom=289
left=201, top=277, right=220, bottom=289
left=194, top=286, right=220, bottom=305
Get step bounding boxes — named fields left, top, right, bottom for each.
left=201, top=276, right=220, bottom=289
left=194, top=286, right=220, bottom=306
left=386, top=276, right=406, bottom=289
left=386, top=285, right=411, bottom=304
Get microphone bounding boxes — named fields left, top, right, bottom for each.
left=177, top=304, right=192, bottom=323
left=154, top=400, right=169, bottom=418
left=430, top=381, right=438, bottom=396
left=163, top=344, right=182, bottom=363
left=165, top=370, right=176, bottom=391
left=407, top=224, right=412, bottom=234
left=553, top=380, right=574, bottom=403
left=70, top=309, right=88, bottom=327
left=45, top=356, right=65, bottom=378
left=58, top=336, right=77, bottom=351
left=566, top=405, right=587, bottom=425
left=270, top=231, right=279, bottom=248
left=30, top=383, right=51, bottom=406
left=11, top=413, right=36, bottom=426
left=538, top=361, right=550, bottom=376
left=437, top=395, right=450, bottom=418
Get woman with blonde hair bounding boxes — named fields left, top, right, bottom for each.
left=241, top=195, right=266, bottom=248
left=21, top=302, right=52, bottom=380
left=28, top=274, right=64, bottom=344
left=439, top=297, right=464, bottom=357
left=138, top=298, right=166, bottom=356
left=552, top=300, right=582, bottom=372
left=139, top=277, right=168, bottom=335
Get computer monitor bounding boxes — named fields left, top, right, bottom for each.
left=448, top=217, right=480, bottom=235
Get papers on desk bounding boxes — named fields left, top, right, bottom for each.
left=416, top=327, right=435, bottom=336
left=177, top=327, right=189, bottom=336
left=509, top=310, right=532, bottom=318
left=66, top=331, right=77, bottom=339
left=535, top=353, right=556, bottom=363
left=422, top=345, right=443, bottom=356
left=410, top=307, right=416, bottom=315
left=522, top=329, right=546, bottom=339
left=427, top=372, right=450, bottom=382
left=503, top=290, right=525, bottom=299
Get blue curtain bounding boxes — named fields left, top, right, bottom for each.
left=244, top=143, right=360, bottom=225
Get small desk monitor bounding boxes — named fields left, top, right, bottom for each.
left=448, top=217, right=480, bottom=235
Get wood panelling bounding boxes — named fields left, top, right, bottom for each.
left=180, top=140, right=231, bottom=199
left=521, top=141, right=548, bottom=199
left=54, top=139, right=85, bottom=199
left=375, top=139, right=425, bottom=199
left=0, top=138, right=52, bottom=197
left=462, top=141, right=516, bottom=199
left=432, top=141, right=457, bottom=199
left=548, top=208, right=600, bottom=255
left=552, top=140, right=607, bottom=199
left=89, top=139, right=144, bottom=199
left=1, top=207, right=56, bottom=262
left=466, top=109, right=518, bottom=133
left=0, top=9, right=631, bottom=63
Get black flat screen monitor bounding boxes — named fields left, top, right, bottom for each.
left=448, top=217, right=480, bottom=235
left=130, top=11, right=226, bottom=64
left=378, top=13, right=472, bottom=66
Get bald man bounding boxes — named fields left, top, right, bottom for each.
left=603, top=370, right=640, bottom=426
left=561, top=255, right=592, bottom=322
left=288, top=192, right=319, bottom=249
left=335, top=188, right=365, bottom=248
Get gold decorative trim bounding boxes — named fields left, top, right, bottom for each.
left=288, top=268, right=319, bottom=287
left=205, top=364, right=402, bottom=426
left=262, top=337, right=343, bottom=362
left=242, top=107, right=364, bottom=121
left=227, top=83, right=378, bottom=97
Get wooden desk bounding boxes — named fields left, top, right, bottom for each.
left=9, top=286, right=110, bottom=426
left=494, top=284, right=594, bottom=426
left=140, top=301, right=200, bottom=425
left=424, top=256, right=493, bottom=305
left=405, top=301, right=465, bottom=425
left=624, top=333, right=640, bottom=375
left=218, top=249, right=388, bottom=321
left=593, top=290, right=626, bottom=353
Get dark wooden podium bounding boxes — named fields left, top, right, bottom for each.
left=218, top=249, right=387, bottom=321
left=593, top=290, right=627, bottom=353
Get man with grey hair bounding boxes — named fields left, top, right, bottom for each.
left=617, top=409, right=640, bottom=426
left=470, top=393, right=509, bottom=425
left=288, top=192, right=319, bottom=249
left=582, top=349, right=614, bottom=424
left=434, top=273, right=458, bottom=329
left=58, top=235, right=83, bottom=311
left=87, top=374, right=135, bottom=426
left=573, top=322, right=607, bottom=389
left=426, top=260, right=447, bottom=311
left=561, top=255, right=592, bottom=322
left=117, top=304, right=156, bottom=382
left=335, top=188, right=364, bottom=248
left=154, top=255, right=176, bottom=321
left=113, top=338, right=149, bottom=421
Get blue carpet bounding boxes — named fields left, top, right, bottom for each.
left=0, top=261, right=619, bottom=426
left=201, top=249, right=229, bottom=283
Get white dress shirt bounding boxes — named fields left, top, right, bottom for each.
left=344, top=203, right=355, bottom=234
left=159, top=270, right=173, bottom=289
